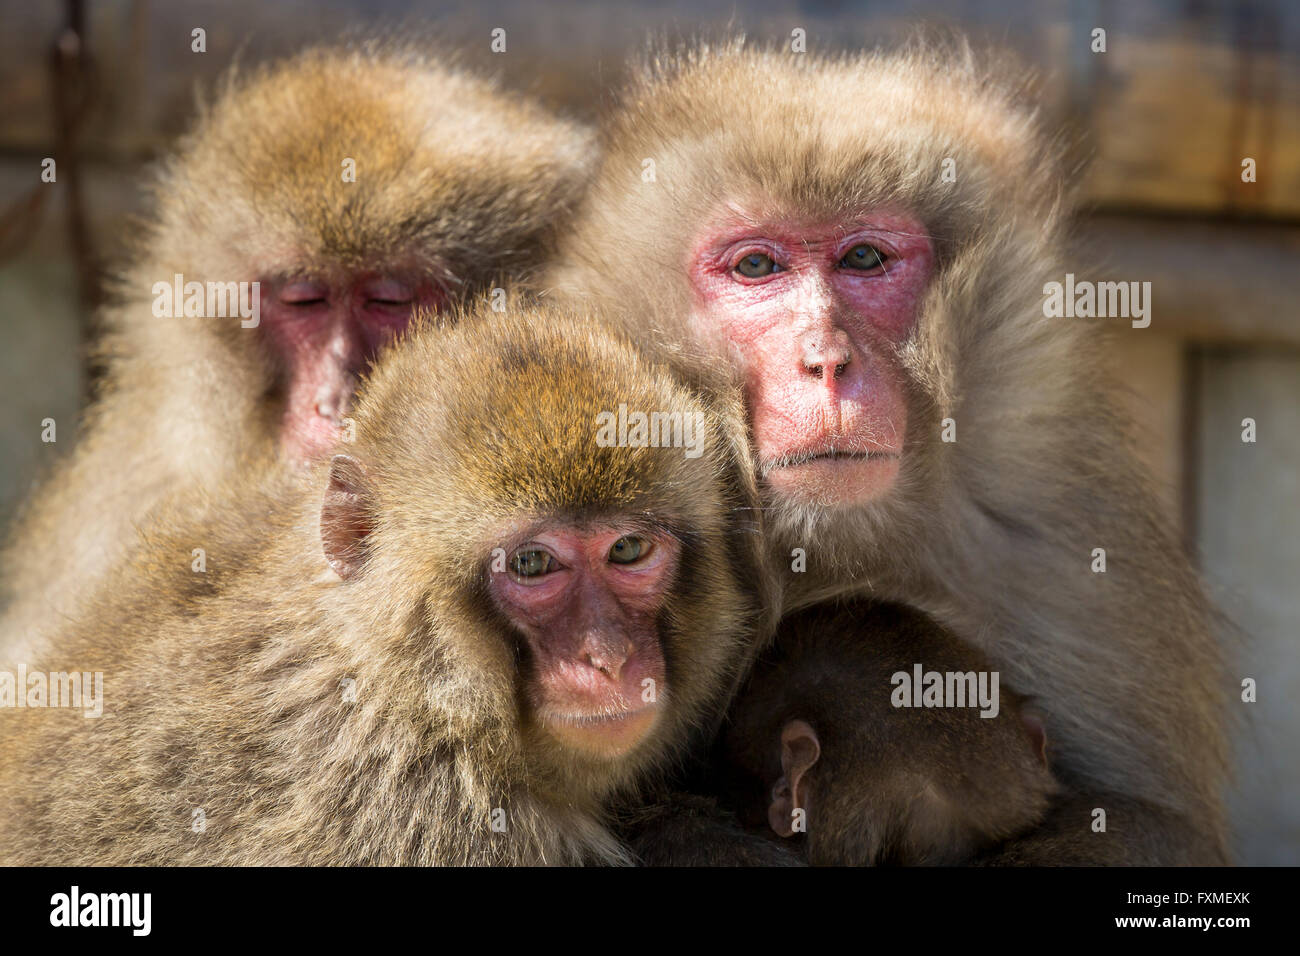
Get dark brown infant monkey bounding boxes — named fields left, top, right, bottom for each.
left=0, top=299, right=777, bottom=865
left=720, top=602, right=1058, bottom=865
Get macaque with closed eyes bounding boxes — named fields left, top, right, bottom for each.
left=1, top=44, right=593, bottom=663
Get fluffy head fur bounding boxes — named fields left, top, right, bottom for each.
left=0, top=297, right=774, bottom=865
left=142, top=44, right=593, bottom=301
left=548, top=39, right=1229, bottom=860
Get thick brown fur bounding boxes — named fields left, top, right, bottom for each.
left=0, top=298, right=776, bottom=865
left=548, top=39, right=1230, bottom=862
left=720, top=601, right=1057, bottom=866
left=1, top=43, right=594, bottom=661
left=616, top=791, right=805, bottom=866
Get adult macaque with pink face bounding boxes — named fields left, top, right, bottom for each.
left=551, top=41, right=1230, bottom=864
left=689, top=208, right=933, bottom=505
left=0, top=45, right=593, bottom=660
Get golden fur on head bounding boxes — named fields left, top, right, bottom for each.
left=551, top=35, right=1069, bottom=311
left=143, top=43, right=594, bottom=294
left=548, top=38, right=1229, bottom=861
left=0, top=296, right=774, bottom=865
left=117, top=42, right=598, bottom=424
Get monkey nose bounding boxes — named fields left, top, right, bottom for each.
left=800, top=334, right=852, bottom=380
left=581, top=636, right=633, bottom=681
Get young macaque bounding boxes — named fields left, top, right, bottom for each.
left=0, top=299, right=777, bottom=865
left=720, top=601, right=1057, bottom=865
left=1, top=45, right=593, bottom=661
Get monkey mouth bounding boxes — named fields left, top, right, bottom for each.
left=541, top=705, right=660, bottom=757
left=760, top=449, right=900, bottom=475
left=760, top=447, right=902, bottom=505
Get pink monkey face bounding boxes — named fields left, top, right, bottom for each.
left=689, top=209, right=933, bottom=506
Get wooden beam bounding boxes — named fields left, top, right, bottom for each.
left=1076, top=213, right=1300, bottom=346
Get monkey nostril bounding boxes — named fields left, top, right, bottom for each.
left=801, top=336, right=852, bottom=379
left=586, top=655, right=622, bottom=681
left=582, top=638, right=633, bottom=681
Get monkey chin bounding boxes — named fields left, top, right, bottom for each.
left=541, top=705, right=661, bottom=760
left=764, top=453, right=901, bottom=508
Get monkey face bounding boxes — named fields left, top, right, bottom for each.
left=487, top=524, right=680, bottom=759
left=688, top=207, right=933, bottom=509
left=321, top=304, right=773, bottom=791
left=149, top=49, right=593, bottom=473
left=260, top=272, right=444, bottom=462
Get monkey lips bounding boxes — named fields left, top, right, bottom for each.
left=540, top=702, right=662, bottom=758
left=750, top=362, right=909, bottom=506
left=760, top=445, right=903, bottom=507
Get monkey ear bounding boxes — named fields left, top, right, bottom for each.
left=1021, top=708, right=1050, bottom=769
left=320, top=454, right=376, bottom=580
left=767, top=719, right=821, bottom=838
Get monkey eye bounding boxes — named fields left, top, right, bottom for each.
left=511, top=549, right=556, bottom=580
left=364, top=278, right=415, bottom=309
left=608, top=536, right=653, bottom=565
left=734, top=253, right=779, bottom=279
left=839, top=244, right=888, bottom=272
left=280, top=280, right=329, bottom=307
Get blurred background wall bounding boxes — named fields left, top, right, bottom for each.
left=0, top=0, right=1296, bottom=864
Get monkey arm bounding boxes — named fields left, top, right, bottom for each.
left=973, top=791, right=1231, bottom=866
left=614, top=792, right=806, bottom=866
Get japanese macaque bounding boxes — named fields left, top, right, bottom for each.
left=0, top=45, right=593, bottom=661
left=0, top=300, right=777, bottom=865
left=548, top=40, right=1230, bottom=862
left=720, top=601, right=1057, bottom=866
